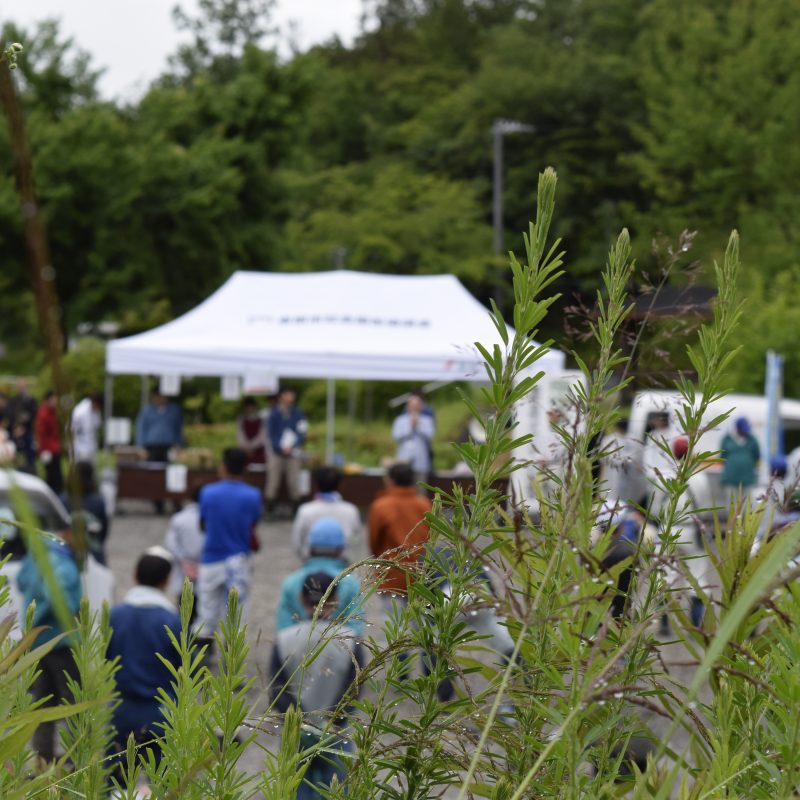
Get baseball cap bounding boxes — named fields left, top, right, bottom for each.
left=308, top=517, right=345, bottom=551
left=302, top=571, right=336, bottom=604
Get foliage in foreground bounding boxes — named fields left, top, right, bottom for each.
left=1, top=168, right=800, bottom=798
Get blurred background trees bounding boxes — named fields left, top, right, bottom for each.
left=1, top=0, right=798, bottom=393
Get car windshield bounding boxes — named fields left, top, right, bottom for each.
left=0, top=490, right=67, bottom=560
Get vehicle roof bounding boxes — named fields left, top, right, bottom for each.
left=0, top=469, right=71, bottom=526
left=0, top=469, right=56, bottom=493
left=631, top=390, right=800, bottom=419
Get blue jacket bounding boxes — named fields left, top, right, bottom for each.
left=17, top=540, right=82, bottom=649
left=267, top=405, right=306, bottom=453
left=108, top=587, right=182, bottom=740
left=135, top=403, right=185, bottom=448
left=276, top=556, right=364, bottom=636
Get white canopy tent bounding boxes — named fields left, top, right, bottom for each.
left=106, top=270, right=565, bottom=460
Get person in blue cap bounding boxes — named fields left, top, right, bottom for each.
left=275, top=517, right=364, bottom=635
left=720, top=417, right=760, bottom=505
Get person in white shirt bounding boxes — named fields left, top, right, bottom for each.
left=291, top=467, right=362, bottom=562
left=601, top=419, right=646, bottom=506
left=392, top=392, right=435, bottom=480
left=163, top=486, right=205, bottom=600
left=71, top=394, right=102, bottom=464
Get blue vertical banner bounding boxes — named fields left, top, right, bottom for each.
left=765, top=349, right=785, bottom=467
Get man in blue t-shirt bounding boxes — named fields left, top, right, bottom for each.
left=195, top=447, right=262, bottom=636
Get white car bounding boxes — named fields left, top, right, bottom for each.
left=0, top=469, right=114, bottom=638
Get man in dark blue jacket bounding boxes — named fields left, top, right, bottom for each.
left=108, top=547, right=181, bottom=750
left=266, top=387, right=307, bottom=513
left=135, top=390, right=185, bottom=462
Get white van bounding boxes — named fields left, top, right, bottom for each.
left=628, top=390, right=800, bottom=490
left=510, top=381, right=800, bottom=513
left=509, top=369, right=585, bottom=512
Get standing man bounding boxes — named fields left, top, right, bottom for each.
left=392, top=392, right=436, bottom=483
left=194, top=447, right=262, bottom=638
left=35, top=390, right=63, bottom=495
left=643, top=411, right=676, bottom=509
left=71, top=393, right=103, bottom=464
left=266, top=387, right=308, bottom=513
left=601, top=419, right=646, bottom=507
left=164, top=486, right=204, bottom=602
left=8, top=378, right=37, bottom=472
left=369, top=462, right=432, bottom=601
left=135, top=389, right=185, bottom=462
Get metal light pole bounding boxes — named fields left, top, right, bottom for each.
left=492, top=118, right=535, bottom=256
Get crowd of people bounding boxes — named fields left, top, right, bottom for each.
left=600, top=411, right=765, bottom=511
left=11, top=382, right=787, bottom=796
left=10, top=382, right=438, bottom=799
left=0, top=379, right=103, bottom=491
left=228, top=386, right=435, bottom=510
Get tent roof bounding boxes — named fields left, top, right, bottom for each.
left=106, top=270, right=564, bottom=381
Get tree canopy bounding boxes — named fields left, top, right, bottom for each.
left=1, top=0, right=798, bottom=391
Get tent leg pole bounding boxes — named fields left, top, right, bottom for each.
left=103, top=373, right=114, bottom=456
left=140, top=375, right=149, bottom=411
left=326, top=378, right=335, bottom=464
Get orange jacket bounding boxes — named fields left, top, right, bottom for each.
left=368, top=486, right=432, bottom=594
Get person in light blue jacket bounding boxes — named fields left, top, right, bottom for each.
left=276, top=517, right=363, bottom=636
left=17, top=527, right=82, bottom=761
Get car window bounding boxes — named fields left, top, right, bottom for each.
left=0, top=490, right=67, bottom=558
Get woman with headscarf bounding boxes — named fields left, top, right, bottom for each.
left=720, top=417, right=760, bottom=507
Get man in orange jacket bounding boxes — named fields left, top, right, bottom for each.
left=368, top=462, right=432, bottom=600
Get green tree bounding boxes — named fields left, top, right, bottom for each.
left=629, top=0, right=800, bottom=277
left=282, top=161, right=493, bottom=281
left=170, top=0, right=276, bottom=79
left=0, top=20, right=100, bottom=119
left=725, top=270, right=800, bottom=399
left=130, top=43, right=306, bottom=314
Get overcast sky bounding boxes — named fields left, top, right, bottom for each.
left=0, top=0, right=363, bottom=100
